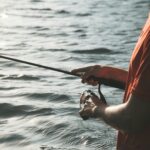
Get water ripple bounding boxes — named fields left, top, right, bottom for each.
left=0, top=0, right=149, bottom=149
left=72, top=48, right=120, bottom=54
left=26, top=92, right=70, bottom=102
left=1, top=74, right=40, bottom=81
left=0, top=103, right=31, bottom=118
left=55, top=10, right=70, bottom=15
left=0, top=103, right=53, bottom=118
left=0, top=133, right=25, bottom=143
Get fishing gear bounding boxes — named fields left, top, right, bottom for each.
left=0, top=54, right=125, bottom=89
left=0, top=54, right=79, bottom=77
left=79, top=82, right=107, bottom=120
left=80, top=87, right=106, bottom=120
left=0, top=54, right=124, bottom=115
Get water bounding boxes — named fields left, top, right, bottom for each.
left=0, top=0, right=149, bottom=149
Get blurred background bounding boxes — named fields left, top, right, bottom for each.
left=0, top=0, right=149, bottom=149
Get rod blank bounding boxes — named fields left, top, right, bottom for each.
left=0, top=54, right=125, bottom=89
left=0, top=55, right=79, bottom=77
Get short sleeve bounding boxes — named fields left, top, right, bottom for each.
left=131, top=31, right=150, bottom=99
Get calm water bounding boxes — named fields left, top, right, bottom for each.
left=0, top=0, right=149, bottom=150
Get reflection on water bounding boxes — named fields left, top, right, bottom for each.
left=0, top=0, right=149, bottom=149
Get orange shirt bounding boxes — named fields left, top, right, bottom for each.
left=117, top=15, right=150, bottom=150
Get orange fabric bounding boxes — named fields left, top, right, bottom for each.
left=117, top=15, right=150, bottom=150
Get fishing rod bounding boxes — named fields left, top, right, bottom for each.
left=0, top=54, right=80, bottom=77
left=0, top=54, right=125, bottom=90
left=0, top=54, right=106, bottom=105
left=0, top=54, right=126, bottom=109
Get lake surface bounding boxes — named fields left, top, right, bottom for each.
left=0, top=0, right=149, bottom=149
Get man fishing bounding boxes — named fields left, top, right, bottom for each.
left=72, top=13, right=150, bottom=150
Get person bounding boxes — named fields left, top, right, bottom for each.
left=72, top=13, right=150, bottom=150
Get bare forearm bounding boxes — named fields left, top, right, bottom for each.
left=71, top=65, right=128, bottom=89
left=99, top=66, right=128, bottom=90
left=94, top=103, right=131, bottom=133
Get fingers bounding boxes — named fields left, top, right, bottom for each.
left=72, top=65, right=102, bottom=86
left=79, top=90, right=106, bottom=120
left=81, top=66, right=101, bottom=85
left=81, top=76, right=98, bottom=86
left=79, top=109, right=89, bottom=120
left=81, top=79, right=98, bottom=86
left=90, top=95, right=103, bottom=106
left=79, top=92, right=99, bottom=120
left=71, top=66, right=93, bottom=74
left=79, top=102, right=95, bottom=120
left=71, top=65, right=100, bottom=77
left=79, top=103, right=93, bottom=120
